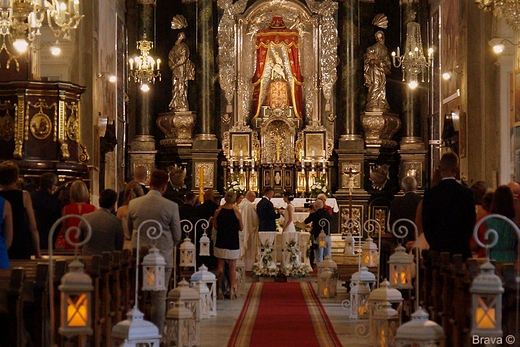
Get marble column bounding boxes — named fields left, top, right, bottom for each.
left=129, top=0, right=157, bottom=178
left=195, top=0, right=217, bottom=145
left=338, top=0, right=364, bottom=150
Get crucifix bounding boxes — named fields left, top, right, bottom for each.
left=343, top=166, right=361, bottom=219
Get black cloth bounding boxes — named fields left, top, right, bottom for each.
left=304, top=208, right=332, bottom=239
left=193, top=200, right=219, bottom=269
left=389, top=192, right=422, bottom=244
left=256, top=197, right=280, bottom=231
left=179, top=203, right=196, bottom=223
left=422, top=178, right=476, bottom=260
left=0, top=190, right=32, bottom=259
left=31, top=189, right=62, bottom=249
left=215, top=208, right=240, bottom=251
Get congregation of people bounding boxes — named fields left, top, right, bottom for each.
left=1, top=151, right=518, bottom=331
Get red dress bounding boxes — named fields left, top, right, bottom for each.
left=56, top=203, right=96, bottom=250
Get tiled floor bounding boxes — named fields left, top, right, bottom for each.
left=199, top=277, right=370, bottom=347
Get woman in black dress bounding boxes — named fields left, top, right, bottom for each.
left=213, top=191, right=243, bottom=299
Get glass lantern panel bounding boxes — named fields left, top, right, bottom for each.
left=67, top=294, right=89, bottom=327
left=144, top=267, right=156, bottom=286
left=476, top=296, right=497, bottom=329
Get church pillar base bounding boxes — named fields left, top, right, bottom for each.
left=192, top=137, right=220, bottom=194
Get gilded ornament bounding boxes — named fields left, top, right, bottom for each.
left=369, top=164, right=390, bottom=191
left=30, top=113, right=52, bottom=140
left=67, top=115, right=79, bottom=141
left=13, top=96, right=24, bottom=159
left=171, top=15, right=188, bottom=30
left=372, top=14, right=388, bottom=29
left=78, top=143, right=89, bottom=163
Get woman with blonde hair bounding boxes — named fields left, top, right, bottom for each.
left=55, top=180, right=95, bottom=249
left=213, top=191, right=243, bottom=300
left=116, top=181, right=144, bottom=249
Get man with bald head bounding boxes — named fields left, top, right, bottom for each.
left=422, top=152, right=476, bottom=260
left=239, top=191, right=259, bottom=270
left=507, top=181, right=520, bottom=227
left=304, top=199, right=332, bottom=265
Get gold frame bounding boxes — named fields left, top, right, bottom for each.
left=230, top=132, right=251, bottom=157
left=304, top=132, right=325, bottom=158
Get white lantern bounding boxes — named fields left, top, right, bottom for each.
left=111, top=307, right=161, bottom=347
left=470, top=260, right=504, bottom=338
left=141, top=246, right=166, bottom=291
left=165, top=302, right=193, bottom=347
left=58, top=259, right=93, bottom=337
left=318, top=268, right=334, bottom=299
left=349, top=281, right=370, bottom=320
left=361, top=236, right=379, bottom=268
left=317, top=255, right=338, bottom=297
left=368, top=280, right=404, bottom=346
left=318, top=229, right=327, bottom=248
left=351, top=266, right=377, bottom=291
left=344, top=233, right=355, bottom=255
left=394, top=307, right=445, bottom=347
left=167, top=279, right=199, bottom=347
left=180, top=237, right=196, bottom=267
left=190, top=264, right=217, bottom=317
left=388, top=244, right=414, bottom=289
left=372, top=301, right=400, bottom=347
left=199, top=232, right=211, bottom=256
left=192, top=280, right=211, bottom=319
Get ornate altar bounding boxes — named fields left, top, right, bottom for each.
left=217, top=0, right=339, bottom=195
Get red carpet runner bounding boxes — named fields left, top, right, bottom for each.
left=228, top=282, right=342, bottom=347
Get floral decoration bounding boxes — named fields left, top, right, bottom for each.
left=281, top=265, right=310, bottom=278
left=309, top=174, right=332, bottom=198
left=285, top=239, right=299, bottom=265
left=224, top=172, right=246, bottom=195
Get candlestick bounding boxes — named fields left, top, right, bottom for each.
left=199, top=166, right=204, bottom=203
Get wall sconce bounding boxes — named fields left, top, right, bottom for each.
left=491, top=38, right=517, bottom=54
left=48, top=215, right=94, bottom=345
left=33, top=40, right=61, bottom=56
left=441, top=65, right=462, bottom=80
left=96, top=72, right=117, bottom=83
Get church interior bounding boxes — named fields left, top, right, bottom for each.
left=1, top=0, right=520, bottom=346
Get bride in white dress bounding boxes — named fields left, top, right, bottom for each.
left=282, top=191, right=296, bottom=232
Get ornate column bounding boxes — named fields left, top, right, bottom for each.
left=335, top=0, right=366, bottom=197
left=128, top=0, right=158, bottom=179
left=192, top=0, right=219, bottom=191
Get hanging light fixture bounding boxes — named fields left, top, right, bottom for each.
left=0, top=0, right=83, bottom=56
left=129, top=33, right=161, bottom=91
left=476, top=0, right=520, bottom=31
left=391, top=12, right=433, bottom=89
left=388, top=244, right=414, bottom=289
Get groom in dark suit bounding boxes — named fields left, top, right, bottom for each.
left=256, top=187, right=280, bottom=231
left=422, top=152, right=476, bottom=260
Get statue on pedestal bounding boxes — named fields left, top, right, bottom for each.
left=364, top=30, right=391, bottom=112
left=168, top=32, right=195, bottom=111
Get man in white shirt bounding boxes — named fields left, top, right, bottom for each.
left=239, top=191, right=259, bottom=270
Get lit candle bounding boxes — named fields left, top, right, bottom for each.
left=239, top=149, right=243, bottom=158
left=230, top=149, right=233, bottom=158
left=74, top=0, right=79, bottom=14
left=312, top=150, right=315, bottom=158
left=129, top=58, right=134, bottom=70
left=397, top=46, right=400, bottom=57
left=199, top=166, right=204, bottom=203
left=156, top=58, right=161, bottom=70
left=476, top=307, right=496, bottom=329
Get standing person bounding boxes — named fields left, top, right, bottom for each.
left=389, top=176, right=422, bottom=246
left=127, top=169, right=182, bottom=333
left=178, top=191, right=197, bottom=222
left=422, top=152, right=476, bottom=260
left=0, top=196, right=13, bottom=268
left=55, top=180, right=96, bottom=250
left=239, top=191, right=259, bottom=271
left=304, top=200, right=332, bottom=265
left=118, top=166, right=149, bottom=208
left=317, top=193, right=333, bottom=216
left=282, top=191, right=296, bottom=232
left=80, top=189, right=124, bottom=256
left=31, top=172, right=61, bottom=249
left=487, top=186, right=517, bottom=262
left=256, top=187, right=280, bottom=232
left=0, top=161, right=41, bottom=259
left=213, top=191, right=243, bottom=300
left=116, top=181, right=144, bottom=250
left=193, top=189, right=220, bottom=269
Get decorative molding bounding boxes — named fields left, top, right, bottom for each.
left=13, top=95, right=24, bottom=158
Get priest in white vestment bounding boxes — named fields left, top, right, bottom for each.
left=239, top=191, right=259, bottom=271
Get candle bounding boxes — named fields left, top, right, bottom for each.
left=312, top=150, right=315, bottom=158
left=199, top=166, right=204, bottom=203
left=74, top=0, right=79, bottom=14
left=156, top=58, right=161, bottom=70
left=230, top=149, right=233, bottom=158
left=129, top=58, right=134, bottom=70
left=239, top=150, right=243, bottom=157
left=476, top=307, right=496, bottom=329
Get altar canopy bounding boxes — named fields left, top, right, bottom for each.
left=251, top=16, right=304, bottom=119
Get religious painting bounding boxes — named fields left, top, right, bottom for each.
left=273, top=170, right=282, bottom=186
left=304, top=132, right=325, bottom=158
left=441, top=0, right=460, bottom=100
left=285, top=170, right=292, bottom=187
left=231, top=132, right=251, bottom=157
left=264, top=170, right=271, bottom=187
left=514, top=69, right=520, bottom=125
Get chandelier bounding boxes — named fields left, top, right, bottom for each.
left=128, top=33, right=161, bottom=92
left=0, top=0, right=83, bottom=55
left=475, top=0, right=520, bottom=31
left=391, top=14, right=432, bottom=89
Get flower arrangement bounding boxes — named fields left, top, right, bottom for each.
left=281, top=265, right=310, bottom=278
left=285, top=239, right=299, bottom=265
left=259, top=239, right=274, bottom=268
left=252, top=239, right=281, bottom=278
left=309, top=174, right=332, bottom=198
left=224, top=172, right=246, bottom=196
left=252, top=265, right=281, bottom=278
